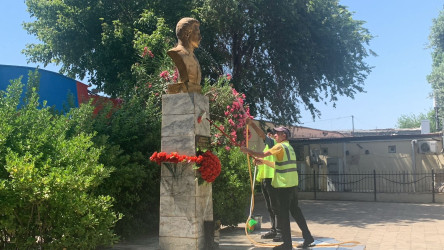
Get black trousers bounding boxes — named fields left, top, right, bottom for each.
left=261, top=178, right=280, bottom=232
left=276, top=186, right=313, bottom=246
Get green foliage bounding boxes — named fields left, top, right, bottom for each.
left=90, top=66, right=166, bottom=237
left=212, top=147, right=251, bottom=226
left=428, top=8, right=444, bottom=116
left=202, top=76, right=233, bottom=123
left=24, top=0, right=373, bottom=125
left=198, top=0, right=375, bottom=124
left=202, top=76, right=253, bottom=226
left=23, top=1, right=175, bottom=97
left=203, top=75, right=250, bottom=146
left=396, top=109, right=437, bottom=132
left=0, top=73, right=119, bottom=249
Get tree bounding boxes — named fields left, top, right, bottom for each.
left=396, top=110, right=437, bottom=132
left=197, top=0, right=375, bottom=124
left=428, top=8, right=444, bottom=124
left=23, top=0, right=374, bottom=124
left=23, top=0, right=177, bottom=96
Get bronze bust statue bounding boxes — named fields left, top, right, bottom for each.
left=167, top=17, right=202, bottom=94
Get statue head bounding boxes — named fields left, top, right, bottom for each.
left=176, top=17, right=201, bottom=49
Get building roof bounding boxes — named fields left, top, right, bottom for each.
left=336, top=128, right=422, bottom=137
left=290, top=132, right=443, bottom=145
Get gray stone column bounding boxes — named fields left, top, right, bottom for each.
left=159, top=93, right=213, bottom=249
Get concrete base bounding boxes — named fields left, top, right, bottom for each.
left=159, top=93, right=212, bottom=250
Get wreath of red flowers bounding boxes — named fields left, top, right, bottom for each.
left=149, top=150, right=221, bottom=183
left=195, top=150, right=221, bottom=183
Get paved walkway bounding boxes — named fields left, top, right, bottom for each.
left=111, top=199, right=444, bottom=250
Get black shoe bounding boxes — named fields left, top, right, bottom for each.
left=273, top=243, right=293, bottom=250
left=272, top=233, right=283, bottom=242
left=261, top=230, right=277, bottom=239
left=296, top=238, right=315, bottom=249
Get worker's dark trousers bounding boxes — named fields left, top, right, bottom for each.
left=276, top=186, right=313, bottom=246
left=261, top=178, right=280, bottom=233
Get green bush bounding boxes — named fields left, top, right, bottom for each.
left=84, top=14, right=171, bottom=238
left=212, top=146, right=251, bottom=226
left=91, top=90, right=162, bottom=238
left=0, top=73, right=119, bottom=249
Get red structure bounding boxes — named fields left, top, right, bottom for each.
left=0, top=64, right=118, bottom=113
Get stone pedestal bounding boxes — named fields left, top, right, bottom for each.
left=159, top=93, right=212, bottom=250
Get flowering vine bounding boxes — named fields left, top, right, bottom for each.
left=159, top=68, right=178, bottom=83
left=204, top=74, right=253, bottom=149
left=142, top=46, right=154, bottom=58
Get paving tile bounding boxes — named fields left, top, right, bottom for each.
left=109, top=199, right=444, bottom=250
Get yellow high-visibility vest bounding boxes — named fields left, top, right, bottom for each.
left=256, top=143, right=276, bottom=182
left=271, top=141, right=298, bottom=188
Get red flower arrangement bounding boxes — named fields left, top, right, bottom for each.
left=149, top=150, right=221, bottom=183
left=149, top=151, right=199, bottom=165
left=195, top=150, right=221, bottom=183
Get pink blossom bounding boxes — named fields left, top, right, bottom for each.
left=155, top=93, right=159, bottom=96
left=225, top=146, right=231, bottom=151
left=232, top=88, right=239, bottom=97
left=237, top=97, right=244, bottom=105
left=160, top=71, right=170, bottom=81
left=142, top=47, right=148, bottom=57
left=148, top=84, right=152, bottom=88
left=224, top=111, right=229, bottom=116
left=148, top=50, right=154, bottom=58
left=231, top=132, right=237, bottom=140
left=219, top=125, right=225, bottom=130
left=226, top=73, right=232, bottom=80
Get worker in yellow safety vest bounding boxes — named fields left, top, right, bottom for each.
left=241, top=126, right=314, bottom=250
left=246, top=119, right=282, bottom=241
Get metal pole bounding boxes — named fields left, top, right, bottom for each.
left=352, top=115, right=355, bottom=136
left=373, top=170, right=377, bottom=202
left=432, top=169, right=436, bottom=203
left=313, top=170, right=317, bottom=200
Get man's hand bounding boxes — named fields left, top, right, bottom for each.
left=246, top=118, right=253, bottom=125
left=253, top=158, right=264, bottom=165
left=240, top=146, right=250, bottom=154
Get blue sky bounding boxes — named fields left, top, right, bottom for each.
left=300, top=0, right=444, bottom=131
left=1, top=1, right=443, bottom=131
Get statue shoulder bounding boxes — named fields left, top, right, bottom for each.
left=168, top=45, right=189, bottom=57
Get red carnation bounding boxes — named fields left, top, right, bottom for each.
left=149, top=150, right=221, bottom=183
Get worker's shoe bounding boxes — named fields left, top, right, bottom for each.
left=261, top=230, right=277, bottom=239
left=296, top=237, right=315, bottom=249
left=273, top=243, right=293, bottom=250
left=272, top=233, right=283, bottom=242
